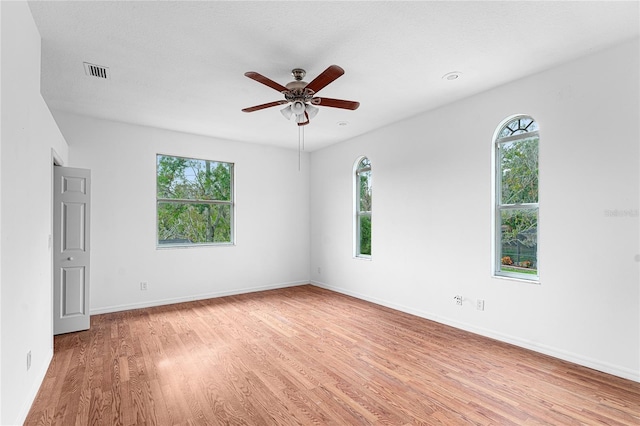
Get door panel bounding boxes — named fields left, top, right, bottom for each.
left=62, top=203, right=86, bottom=251
left=62, top=267, right=85, bottom=316
left=54, top=166, right=91, bottom=335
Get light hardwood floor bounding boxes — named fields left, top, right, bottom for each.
left=26, top=285, right=640, bottom=425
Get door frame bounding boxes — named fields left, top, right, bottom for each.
left=50, top=148, right=63, bottom=338
left=49, top=148, right=64, bottom=338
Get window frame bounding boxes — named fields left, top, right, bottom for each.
left=492, top=115, right=539, bottom=282
left=354, top=156, right=372, bottom=259
left=156, top=153, right=235, bottom=248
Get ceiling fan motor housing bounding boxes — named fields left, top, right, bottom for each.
left=284, top=84, right=314, bottom=104
left=286, top=69, right=314, bottom=102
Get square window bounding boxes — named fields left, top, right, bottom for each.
left=157, top=154, right=233, bottom=246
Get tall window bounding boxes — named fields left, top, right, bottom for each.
left=494, top=116, right=539, bottom=280
left=156, top=154, right=233, bottom=246
left=354, top=157, right=372, bottom=257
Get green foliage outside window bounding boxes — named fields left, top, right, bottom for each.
left=157, top=154, right=233, bottom=245
left=359, top=216, right=371, bottom=256
left=500, top=137, right=538, bottom=205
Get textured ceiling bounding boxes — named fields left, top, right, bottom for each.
left=28, top=1, right=639, bottom=151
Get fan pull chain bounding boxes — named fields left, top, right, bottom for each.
left=298, top=126, right=302, bottom=171
left=297, top=125, right=306, bottom=171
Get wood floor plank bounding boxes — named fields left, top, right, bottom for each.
left=25, top=285, right=640, bottom=425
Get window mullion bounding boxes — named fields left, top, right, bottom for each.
left=497, top=130, right=539, bottom=144
left=499, top=203, right=538, bottom=210
left=158, top=198, right=232, bottom=205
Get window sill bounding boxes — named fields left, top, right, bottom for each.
left=492, top=274, right=539, bottom=285
left=353, top=255, right=372, bottom=261
left=156, top=242, right=235, bottom=250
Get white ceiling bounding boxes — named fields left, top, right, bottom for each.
left=28, top=1, right=639, bottom=152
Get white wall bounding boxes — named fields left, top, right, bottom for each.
left=0, top=2, right=70, bottom=424
left=52, top=112, right=310, bottom=314
left=310, top=39, right=640, bottom=382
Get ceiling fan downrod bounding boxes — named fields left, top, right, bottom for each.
left=291, top=68, right=306, bottom=81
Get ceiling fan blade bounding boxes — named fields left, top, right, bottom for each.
left=242, top=100, right=288, bottom=113
left=244, top=72, right=289, bottom=93
left=305, top=65, right=345, bottom=94
left=312, top=97, right=360, bottom=110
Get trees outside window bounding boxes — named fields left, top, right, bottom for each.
left=355, top=157, right=372, bottom=257
left=494, top=116, right=539, bottom=280
left=156, top=154, right=233, bottom=246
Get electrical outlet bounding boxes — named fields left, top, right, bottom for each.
left=476, top=299, right=485, bottom=311
left=317, top=267, right=321, bottom=274
left=454, top=295, right=463, bottom=305
left=140, top=282, right=148, bottom=291
left=27, top=350, right=31, bottom=371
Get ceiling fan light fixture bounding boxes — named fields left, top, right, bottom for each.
left=280, top=105, right=293, bottom=120
left=291, top=101, right=306, bottom=115
left=305, top=104, right=319, bottom=119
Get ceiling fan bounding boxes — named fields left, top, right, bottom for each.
left=242, top=65, right=360, bottom=126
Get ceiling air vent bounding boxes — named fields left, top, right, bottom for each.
left=83, top=62, right=110, bottom=79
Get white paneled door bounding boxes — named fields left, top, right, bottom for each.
left=53, top=166, right=91, bottom=335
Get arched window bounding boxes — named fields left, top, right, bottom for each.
left=354, top=157, right=372, bottom=257
left=494, top=116, right=539, bottom=280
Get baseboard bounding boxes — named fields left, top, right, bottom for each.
left=91, top=280, right=308, bottom=315
left=16, top=346, right=54, bottom=426
left=310, top=280, right=640, bottom=383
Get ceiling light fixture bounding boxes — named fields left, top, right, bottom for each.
left=280, top=105, right=293, bottom=120
left=442, top=71, right=462, bottom=81
left=291, top=100, right=306, bottom=115
left=306, top=104, right=319, bottom=120
left=281, top=103, right=317, bottom=123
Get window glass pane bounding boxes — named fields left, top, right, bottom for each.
left=359, top=170, right=372, bottom=212
left=359, top=215, right=371, bottom=256
left=499, top=136, right=538, bottom=204
left=158, top=202, right=232, bottom=244
left=358, top=157, right=370, bottom=169
left=157, top=155, right=232, bottom=201
left=499, top=209, right=537, bottom=275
